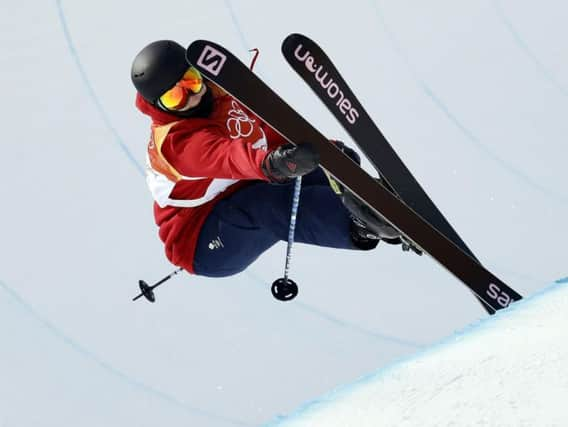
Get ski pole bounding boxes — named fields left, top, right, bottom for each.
left=271, top=177, right=302, bottom=301
left=133, top=267, right=184, bottom=303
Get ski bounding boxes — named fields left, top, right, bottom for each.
left=281, top=33, right=495, bottom=314
left=186, top=40, right=523, bottom=313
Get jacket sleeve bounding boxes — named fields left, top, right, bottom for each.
left=162, top=125, right=270, bottom=181
left=261, top=122, right=289, bottom=150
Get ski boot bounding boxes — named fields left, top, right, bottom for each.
left=328, top=172, right=421, bottom=254
left=344, top=189, right=422, bottom=255
left=327, top=140, right=421, bottom=254
left=341, top=184, right=401, bottom=241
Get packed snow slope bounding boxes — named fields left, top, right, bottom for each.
left=270, top=280, right=568, bottom=427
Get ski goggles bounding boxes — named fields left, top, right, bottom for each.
left=158, top=67, right=204, bottom=110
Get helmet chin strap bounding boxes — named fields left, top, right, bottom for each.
left=156, top=86, right=215, bottom=119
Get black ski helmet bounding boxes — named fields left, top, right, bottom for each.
left=131, top=40, right=189, bottom=104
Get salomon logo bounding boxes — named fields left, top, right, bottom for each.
left=197, top=46, right=227, bottom=76
left=486, top=283, right=512, bottom=308
left=293, top=44, right=360, bottom=125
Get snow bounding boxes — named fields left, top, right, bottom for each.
left=1, top=0, right=567, bottom=426
left=270, top=281, right=568, bottom=427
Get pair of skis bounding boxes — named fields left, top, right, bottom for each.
left=186, top=34, right=523, bottom=314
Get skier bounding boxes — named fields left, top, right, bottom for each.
left=131, top=40, right=404, bottom=278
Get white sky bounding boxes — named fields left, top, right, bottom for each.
left=1, top=1, right=566, bottom=426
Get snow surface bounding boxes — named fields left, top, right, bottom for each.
left=269, top=280, right=568, bottom=427
left=1, top=0, right=567, bottom=426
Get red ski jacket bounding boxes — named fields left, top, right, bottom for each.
left=136, top=85, right=287, bottom=273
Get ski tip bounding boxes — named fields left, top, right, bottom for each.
left=282, top=33, right=306, bottom=52
left=186, top=39, right=235, bottom=79
left=186, top=39, right=203, bottom=63
left=285, top=33, right=304, bottom=40
left=186, top=39, right=209, bottom=50
left=185, top=39, right=224, bottom=65
left=282, top=33, right=324, bottom=60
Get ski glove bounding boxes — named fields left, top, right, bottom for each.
left=262, top=143, right=320, bottom=182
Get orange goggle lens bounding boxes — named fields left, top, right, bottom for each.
left=159, top=67, right=203, bottom=110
